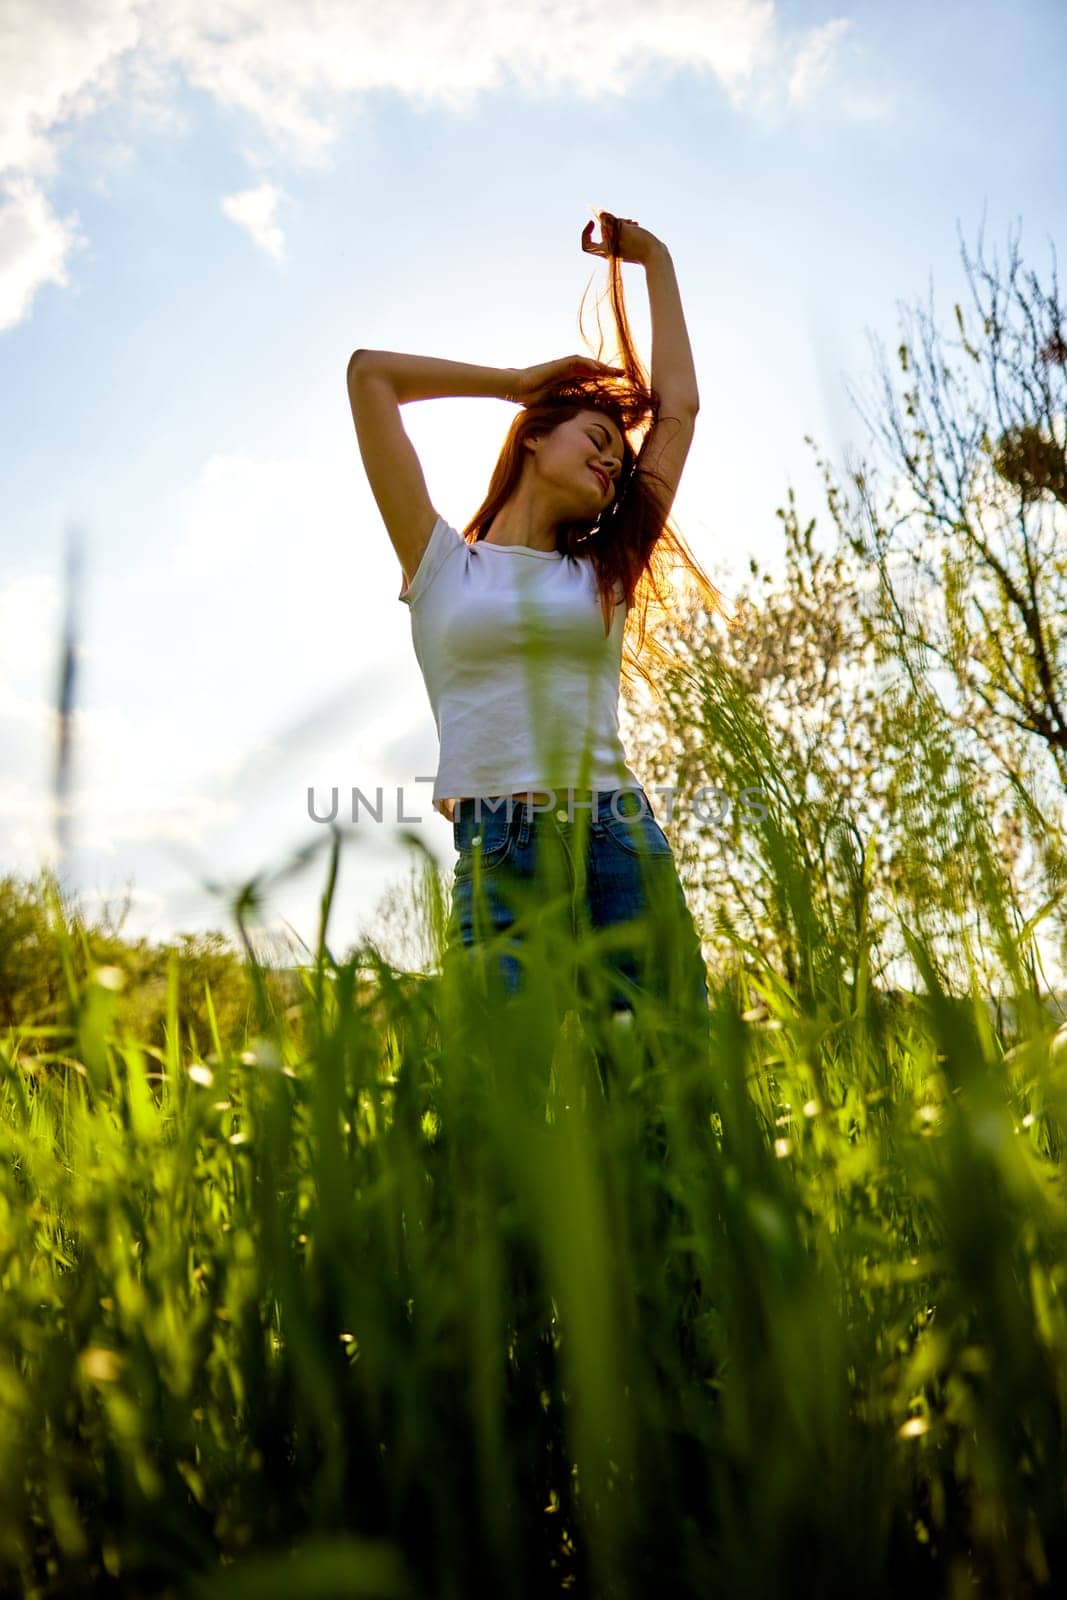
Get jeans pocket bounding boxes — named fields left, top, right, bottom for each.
left=600, top=791, right=674, bottom=859
left=453, top=801, right=521, bottom=877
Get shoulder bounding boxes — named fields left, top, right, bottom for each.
left=397, top=515, right=467, bottom=606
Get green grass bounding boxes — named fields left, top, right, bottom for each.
left=2, top=817, right=1067, bottom=1599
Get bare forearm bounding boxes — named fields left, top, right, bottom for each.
left=347, top=348, right=518, bottom=404
left=643, top=246, right=699, bottom=413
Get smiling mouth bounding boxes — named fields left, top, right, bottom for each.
left=590, top=467, right=608, bottom=493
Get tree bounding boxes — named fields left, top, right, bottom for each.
left=621, top=219, right=1067, bottom=1000
left=835, top=217, right=1067, bottom=977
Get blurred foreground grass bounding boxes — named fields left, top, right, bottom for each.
left=2, top=843, right=1067, bottom=1600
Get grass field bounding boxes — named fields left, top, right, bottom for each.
left=2, top=820, right=1067, bottom=1599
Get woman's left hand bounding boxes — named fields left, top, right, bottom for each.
left=582, top=212, right=665, bottom=266
left=508, top=354, right=625, bottom=405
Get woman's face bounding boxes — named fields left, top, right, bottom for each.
left=527, top=408, right=627, bottom=515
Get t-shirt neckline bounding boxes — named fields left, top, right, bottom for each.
left=475, top=539, right=564, bottom=560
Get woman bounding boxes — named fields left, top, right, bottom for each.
left=347, top=212, right=725, bottom=1069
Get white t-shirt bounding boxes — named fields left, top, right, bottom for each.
left=398, top=515, right=642, bottom=822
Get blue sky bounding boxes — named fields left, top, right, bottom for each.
left=2, top=0, right=1064, bottom=963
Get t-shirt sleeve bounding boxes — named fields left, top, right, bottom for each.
left=397, top=515, right=464, bottom=606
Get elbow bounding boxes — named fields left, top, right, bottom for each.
left=659, top=392, right=700, bottom=420
left=347, top=348, right=373, bottom=382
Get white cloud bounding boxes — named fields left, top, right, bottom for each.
left=220, top=180, right=288, bottom=259
left=154, top=443, right=439, bottom=827
left=0, top=571, right=60, bottom=680
left=0, top=175, right=87, bottom=331
left=71, top=881, right=168, bottom=927
left=0, top=511, right=441, bottom=947
left=786, top=17, right=852, bottom=107
left=0, top=1, right=887, bottom=331
left=0, top=0, right=142, bottom=180
left=0, top=559, right=241, bottom=882
left=165, top=449, right=339, bottom=580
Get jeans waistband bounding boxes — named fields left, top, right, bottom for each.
left=453, top=787, right=649, bottom=823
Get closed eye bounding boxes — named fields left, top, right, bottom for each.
left=589, top=426, right=619, bottom=469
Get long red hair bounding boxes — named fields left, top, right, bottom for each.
left=461, top=214, right=732, bottom=697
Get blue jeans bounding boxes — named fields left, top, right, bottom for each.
left=442, top=787, right=709, bottom=1040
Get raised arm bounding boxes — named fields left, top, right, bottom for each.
left=346, top=349, right=623, bottom=585
left=346, top=350, right=520, bottom=585
left=582, top=216, right=700, bottom=522
left=643, top=245, right=700, bottom=415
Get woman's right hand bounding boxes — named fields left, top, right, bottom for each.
left=506, top=354, right=624, bottom=406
